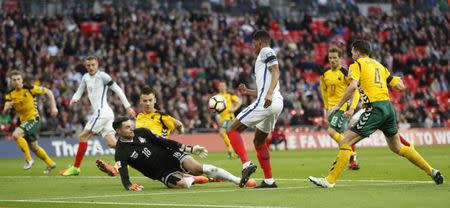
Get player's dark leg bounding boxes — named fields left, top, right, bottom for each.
left=253, top=129, right=276, bottom=188
left=226, top=120, right=250, bottom=164
left=386, top=133, right=443, bottom=185
left=165, top=173, right=194, bottom=188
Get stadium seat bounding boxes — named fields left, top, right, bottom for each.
left=404, top=75, right=418, bottom=93
left=415, top=46, right=426, bottom=57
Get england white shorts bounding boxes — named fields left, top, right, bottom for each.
left=84, top=110, right=115, bottom=137
left=236, top=97, right=283, bottom=133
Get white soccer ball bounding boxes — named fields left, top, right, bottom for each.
left=208, top=95, right=227, bottom=113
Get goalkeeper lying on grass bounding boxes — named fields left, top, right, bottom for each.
left=100, top=116, right=255, bottom=191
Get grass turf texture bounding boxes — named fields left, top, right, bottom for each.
left=0, top=145, right=449, bottom=208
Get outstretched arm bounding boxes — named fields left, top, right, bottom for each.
left=238, top=84, right=258, bottom=97
left=3, top=94, right=13, bottom=114
left=71, top=77, right=86, bottom=106
left=174, top=119, right=185, bottom=134
left=388, top=76, right=405, bottom=90
left=109, top=82, right=135, bottom=116
left=44, top=88, right=58, bottom=117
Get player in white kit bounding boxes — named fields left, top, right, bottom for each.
left=60, top=56, right=135, bottom=176
left=226, top=30, right=283, bottom=188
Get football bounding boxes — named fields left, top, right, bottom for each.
left=208, top=95, right=227, bottom=113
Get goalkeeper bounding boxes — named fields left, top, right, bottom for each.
left=111, top=117, right=255, bottom=191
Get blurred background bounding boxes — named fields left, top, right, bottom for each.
left=0, top=0, right=448, bottom=138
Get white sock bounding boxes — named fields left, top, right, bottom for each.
left=203, top=164, right=240, bottom=184
left=184, top=176, right=195, bottom=188
left=243, top=161, right=251, bottom=169
left=264, top=178, right=275, bottom=185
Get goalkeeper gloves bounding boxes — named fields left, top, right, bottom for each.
left=181, top=145, right=208, bottom=158
left=128, top=184, right=144, bottom=191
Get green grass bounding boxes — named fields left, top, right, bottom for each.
left=0, top=145, right=449, bottom=208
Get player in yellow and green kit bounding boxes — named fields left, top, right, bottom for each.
left=309, top=40, right=443, bottom=187
left=320, top=46, right=360, bottom=170
left=134, top=86, right=184, bottom=138
left=217, top=82, right=242, bottom=158
left=96, top=85, right=184, bottom=176
left=3, top=70, right=58, bottom=173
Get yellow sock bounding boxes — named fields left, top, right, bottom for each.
left=35, top=147, right=55, bottom=166
left=221, top=133, right=233, bottom=152
left=331, top=132, right=343, bottom=143
left=326, top=144, right=353, bottom=184
left=16, top=137, right=32, bottom=161
left=399, top=145, right=432, bottom=175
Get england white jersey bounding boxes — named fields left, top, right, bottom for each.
left=254, top=47, right=283, bottom=105
left=73, top=71, right=115, bottom=115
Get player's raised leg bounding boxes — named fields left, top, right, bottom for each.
left=12, top=128, right=33, bottom=169
left=386, top=133, right=443, bottom=184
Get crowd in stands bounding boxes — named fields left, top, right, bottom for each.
left=0, top=0, right=449, bottom=136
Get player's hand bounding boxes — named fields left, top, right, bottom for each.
left=69, top=99, right=78, bottom=107
left=3, top=101, right=14, bottom=114
left=50, top=107, right=58, bottom=117
left=263, top=94, right=272, bottom=108
left=128, top=184, right=144, bottom=191
left=127, top=107, right=136, bottom=118
left=327, top=106, right=339, bottom=117
left=192, top=145, right=208, bottom=158
left=238, top=84, right=248, bottom=95
left=344, top=109, right=355, bottom=118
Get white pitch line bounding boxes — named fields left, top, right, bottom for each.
left=0, top=199, right=289, bottom=208
left=0, top=175, right=433, bottom=184
left=0, top=181, right=432, bottom=208
left=28, top=181, right=430, bottom=201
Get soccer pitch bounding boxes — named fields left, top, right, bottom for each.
left=0, top=145, right=449, bottom=208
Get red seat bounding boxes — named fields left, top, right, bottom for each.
left=403, top=74, right=418, bottom=93
left=415, top=46, right=426, bottom=57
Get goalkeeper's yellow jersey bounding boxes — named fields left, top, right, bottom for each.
left=349, top=56, right=392, bottom=104
left=320, top=66, right=360, bottom=111
left=217, top=92, right=239, bottom=123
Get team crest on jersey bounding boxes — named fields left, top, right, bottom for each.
left=138, top=137, right=146, bottom=143
left=130, top=151, right=139, bottom=159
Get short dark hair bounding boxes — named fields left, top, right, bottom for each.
left=112, top=116, right=129, bottom=130
left=352, top=40, right=371, bottom=55
left=253, top=30, right=271, bottom=43
left=141, top=85, right=155, bottom=96
left=328, top=46, right=341, bottom=57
